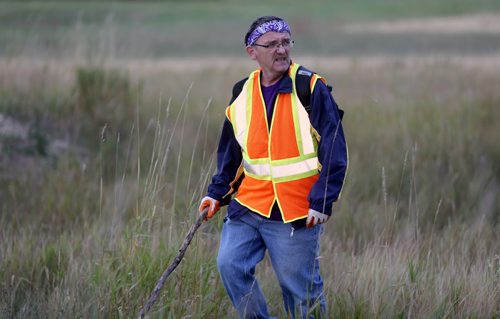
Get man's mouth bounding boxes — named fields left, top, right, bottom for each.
left=274, top=56, right=288, bottom=63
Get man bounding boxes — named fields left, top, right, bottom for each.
left=199, top=16, right=347, bottom=318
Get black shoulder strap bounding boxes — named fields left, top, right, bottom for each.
left=295, top=66, right=342, bottom=120
left=230, top=77, right=248, bottom=104
left=295, top=67, right=314, bottom=113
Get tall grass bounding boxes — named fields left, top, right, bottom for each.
left=0, top=57, right=499, bottom=318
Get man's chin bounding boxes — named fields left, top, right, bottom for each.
left=273, top=60, right=290, bottom=71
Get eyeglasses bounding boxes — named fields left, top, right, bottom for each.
left=253, top=39, right=294, bottom=50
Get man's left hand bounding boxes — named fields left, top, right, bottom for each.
left=306, top=209, right=329, bottom=228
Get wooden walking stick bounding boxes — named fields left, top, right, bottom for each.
left=138, top=208, right=208, bottom=318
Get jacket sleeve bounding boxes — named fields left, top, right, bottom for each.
left=307, top=80, right=348, bottom=215
left=206, top=117, right=243, bottom=206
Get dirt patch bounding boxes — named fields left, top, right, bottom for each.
left=343, top=13, right=500, bottom=34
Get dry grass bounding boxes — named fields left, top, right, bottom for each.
left=0, top=55, right=499, bottom=318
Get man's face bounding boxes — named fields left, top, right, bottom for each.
left=247, top=31, right=292, bottom=76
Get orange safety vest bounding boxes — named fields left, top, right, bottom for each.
left=226, top=63, right=324, bottom=223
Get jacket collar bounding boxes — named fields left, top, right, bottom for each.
left=277, top=70, right=293, bottom=94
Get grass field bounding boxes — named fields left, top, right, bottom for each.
left=1, top=1, right=499, bottom=318
left=2, top=0, right=500, bottom=58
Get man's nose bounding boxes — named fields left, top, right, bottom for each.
left=276, top=44, right=286, bottom=53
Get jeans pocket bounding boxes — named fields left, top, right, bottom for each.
left=319, top=224, right=325, bottom=236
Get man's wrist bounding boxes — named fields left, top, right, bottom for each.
left=309, top=202, right=332, bottom=216
left=207, top=192, right=223, bottom=203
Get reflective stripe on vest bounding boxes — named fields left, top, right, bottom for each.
left=227, top=63, right=320, bottom=222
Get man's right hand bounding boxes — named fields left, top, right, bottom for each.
left=198, top=196, right=220, bottom=220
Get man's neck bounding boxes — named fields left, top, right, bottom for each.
left=260, top=70, right=286, bottom=87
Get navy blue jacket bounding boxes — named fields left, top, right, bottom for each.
left=207, top=67, right=348, bottom=228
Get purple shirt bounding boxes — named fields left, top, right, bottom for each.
left=261, top=79, right=281, bottom=128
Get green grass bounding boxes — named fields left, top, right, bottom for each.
left=0, top=57, right=499, bottom=318
left=3, top=0, right=500, bottom=22
left=1, top=0, right=500, bottom=58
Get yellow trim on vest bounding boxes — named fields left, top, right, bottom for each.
left=288, top=64, right=305, bottom=156
left=222, top=162, right=244, bottom=199
left=234, top=198, right=273, bottom=218
left=243, top=154, right=270, bottom=164
left=230, top=79, right=249, bottom=149
left=310, top=74, right=324, bottom=92
left=270, top=152, right=317, bottom=165
left=244, top=72, right=255, bottom=154
left=273, top=169, right=319, bottom=183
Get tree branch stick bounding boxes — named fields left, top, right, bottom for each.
left=138, top=209, right=208, bottom=318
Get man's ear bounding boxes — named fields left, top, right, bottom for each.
left=246, top=46, right=257, bottom=60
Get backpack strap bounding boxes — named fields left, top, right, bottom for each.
left=229, top=77, right=248, bottom=104
left=295, top=66, right=315, bottom=113
left=296, top=66, right=343, bottom=120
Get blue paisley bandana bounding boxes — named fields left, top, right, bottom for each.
left=246, top=19, right=291, bottom=47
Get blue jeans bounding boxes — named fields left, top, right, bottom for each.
left=217, top=213, right=326, bottom=319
